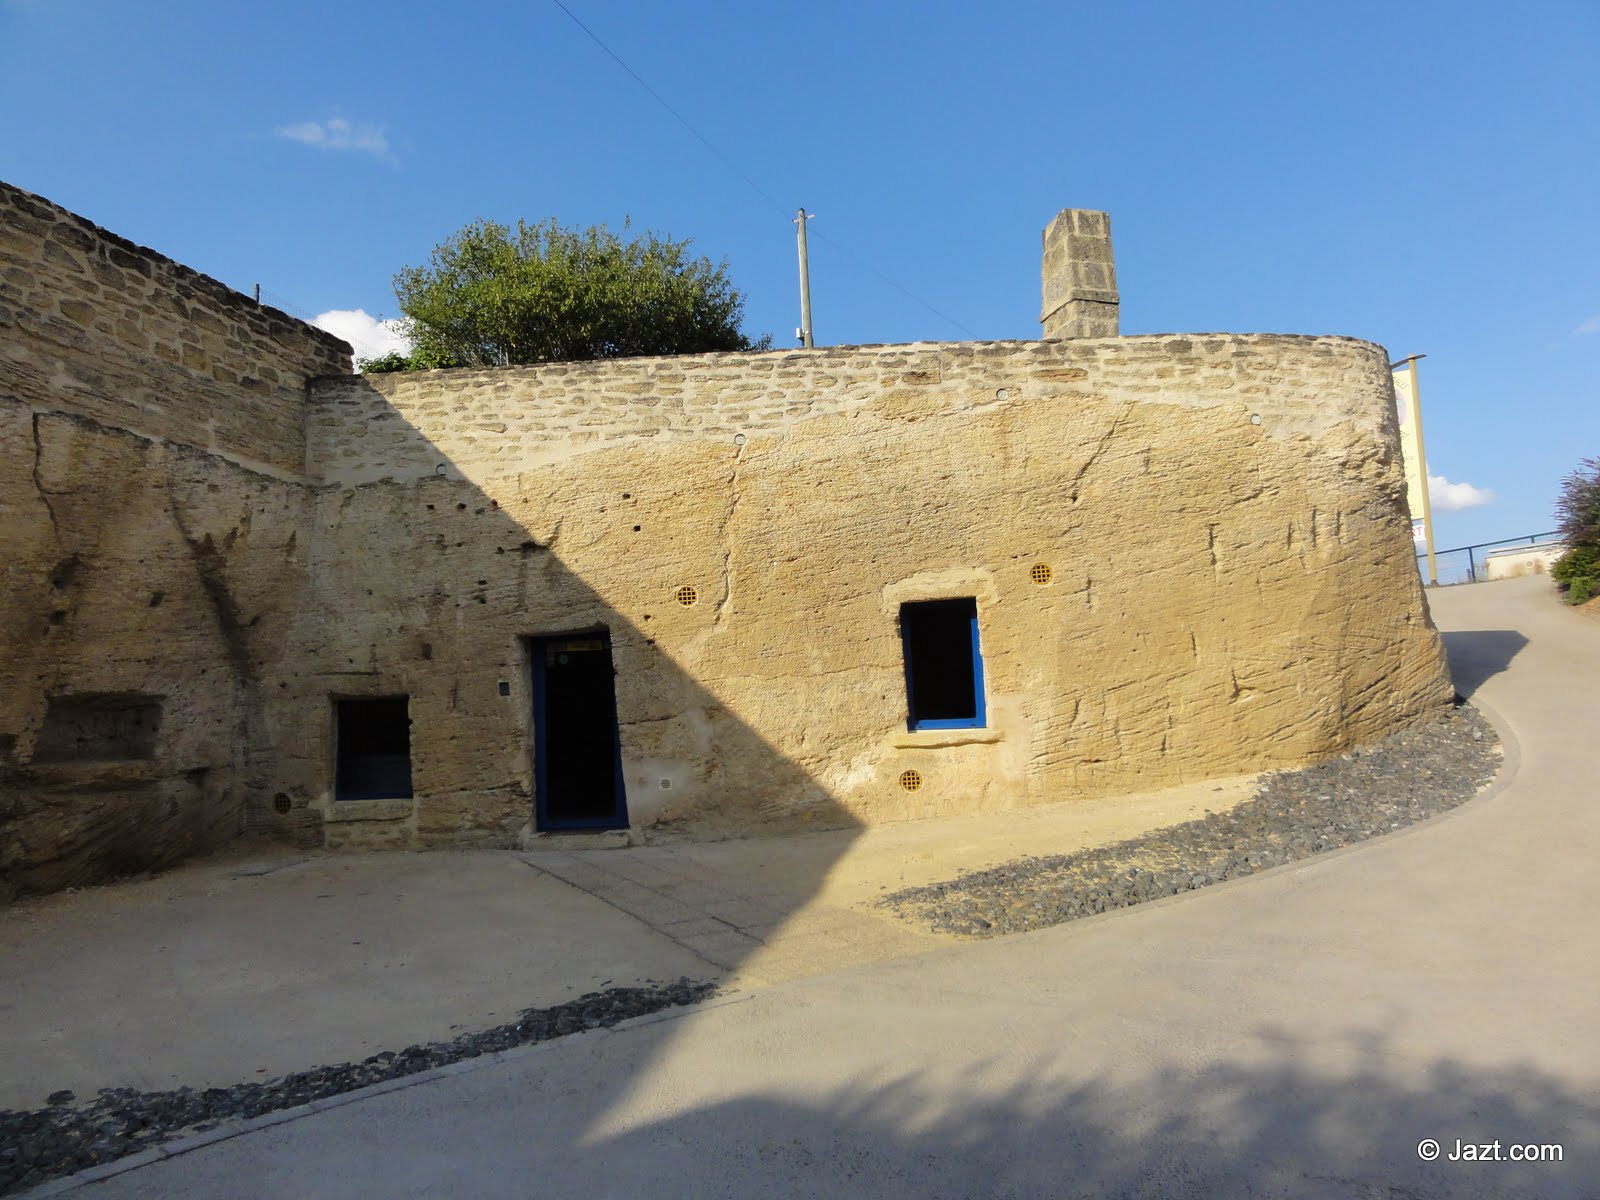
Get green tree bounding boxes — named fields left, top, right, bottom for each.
left=1555, top=456, right=1600, bottom=551
left=1552, top=456, right=1600, bottom=605
left=365, top=218, right=769, bottom=372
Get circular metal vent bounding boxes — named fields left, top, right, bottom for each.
left=272, top=793, right=293, bottom=815
left=1030, top=563, right=1054, bottom=586
left=674, top=584, right=699, bottom=607
left=899, top=769, right=923, bottom=793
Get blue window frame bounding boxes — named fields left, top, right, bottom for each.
left=900, top=598, right=986, bottom=730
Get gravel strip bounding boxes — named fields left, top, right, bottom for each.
left=0, top=979, right=715, bottom=1196
left=881, top=702, right=1501, bottom=937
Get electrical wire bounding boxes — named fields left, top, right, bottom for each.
left=547, top=0, right=978, bottom=340
left=549, top=0, right=788, bottom=219
left=807, top=227, right=978, bottom=339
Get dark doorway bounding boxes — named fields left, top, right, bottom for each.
left=532, top=632, right=628, bottom=830
left=335, top=696, right=414, bottom=800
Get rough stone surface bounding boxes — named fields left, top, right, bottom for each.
left=880, top=701, right=1501, bottom=936
left=2, top=181, right=1454, bottom=892
left=289, top=333, right=1452, bottom=852
left=1040, top=207, right=1118, bottom=337
left=0, top=182, right=350, bottom=476
left=0, top=182, right=348, bottom=900
left=0, top=980, right=714, bottom=1197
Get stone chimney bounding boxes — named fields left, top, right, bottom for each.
left=1040, top=209, right=1118, bottom=338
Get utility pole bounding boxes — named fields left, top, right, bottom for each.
left=794, top=209, right=814, bottom=348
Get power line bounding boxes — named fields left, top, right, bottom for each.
left=547, top=0, right=977, bottom=341
left=548, top=0, right=786, bottom=218
left=808, top=227, right=978, bottom=339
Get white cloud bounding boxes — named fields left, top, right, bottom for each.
left=1428, top=473, right=1494, bottom=513
left=312, top=309, right=411, bottom=368
left=274, top=117, right=396, bottom=165
left=1572, top=315, right=1600, bottom=336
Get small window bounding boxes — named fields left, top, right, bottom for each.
left=335, top=697, right=414, bottom=801
left=900, top=598, right=986, bottom=730
left=32, top=693, right=162, bottom=762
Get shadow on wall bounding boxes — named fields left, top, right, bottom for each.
left=1, top=410, right=311, bottom=901
left=273, top=369, right=869, bottom=876
left=1439, top=630, right=1529, bottom=700
left=521, top=1027, right=1598, bottom=1197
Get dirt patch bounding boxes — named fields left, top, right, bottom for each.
left=1570, top=595, right=1600, bottom=622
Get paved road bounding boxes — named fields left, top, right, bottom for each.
left=53, top=577, right=1600, bottom=1198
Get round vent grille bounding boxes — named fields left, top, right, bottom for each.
left=674, top=584, right=699, bottom=607
left=1030, top=563, right=1054, bottom=586
left=899, top=769, right=923, bottom=793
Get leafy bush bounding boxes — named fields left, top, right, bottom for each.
left=356, top=351, right=415, bottom=374
left=1552, top=459, right=1600, bottom=605
left=389, top=217, right=770, bottom=371
left=1552, top=544, right=1600, bottom=585
left=1556, top=456, right=1600, bottom=551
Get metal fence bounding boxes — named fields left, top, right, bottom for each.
left=1418, top=531, right=1563, bottom=586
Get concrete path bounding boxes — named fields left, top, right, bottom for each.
left=1, top=761, right=1255, bottom=1110
left=21, top=576, right=1600, bottom=1197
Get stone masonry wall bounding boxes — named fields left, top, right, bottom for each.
left=309, top=335, right=1383, bottom=487
left=0, top=181, right=349, bottom=899
left=1, top=179, right=1455, bottom=886
left=0, top=181, right=350, bottom=477
left=1040, top=209, right=1118, bottom=338
left=280, top=334, right=1453, bottom=850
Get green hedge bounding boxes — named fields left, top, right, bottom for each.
left=1553, top=545, right=1599, bottom=606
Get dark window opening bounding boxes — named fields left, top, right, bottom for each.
left=33, top=693, right=163, bottom=762
left=335, top=697, right=414, bottom=801
left=900, top=598, right=986, bottom=731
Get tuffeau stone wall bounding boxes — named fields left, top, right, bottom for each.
left=0, top=184, right=1453, bottom=897
left=0, top=181, right=348, bottom=899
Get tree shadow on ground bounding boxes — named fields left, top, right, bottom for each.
left=1440, top=630, right=1529, bottom=699
left=565, top=1028, right=1598, bottom=1199
left=137, top=1019, right=1600, bottom=1199
left=0, top=371, right=871, bottom=1129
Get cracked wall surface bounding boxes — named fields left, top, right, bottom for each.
left=1, top=178, right=1454, bottom=892
left=289, top=335, right=1453, bottom=849
left=0, top=181, right=348, bottom=899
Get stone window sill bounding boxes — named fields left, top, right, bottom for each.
left=325, top=797, right=414, bottom=823
left=890, top=728, right=1003, bottom=749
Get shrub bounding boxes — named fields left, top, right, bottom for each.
left=1552, top=544, right=1600, bottom=585
left=356, top=351, right=415, bottom=374
left=392, top=217, right=769, bottom=370
left=1552, top=459, right=1600, bottom=604
left=1555, top=456, right=1600, bottom=551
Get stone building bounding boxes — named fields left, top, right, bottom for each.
left=0, top=181, right=1452, bottom=900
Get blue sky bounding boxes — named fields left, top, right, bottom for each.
left=3, top=0, right=1596, bottom=548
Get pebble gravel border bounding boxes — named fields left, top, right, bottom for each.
left=881, top=702, right=1502, bottom=937
left=1, top=980, right=716, bottom=1197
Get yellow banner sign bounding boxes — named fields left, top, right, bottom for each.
left=1393, top=368, right=1427, bottom=522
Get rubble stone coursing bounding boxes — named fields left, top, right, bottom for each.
left=0, top=180, right=1453, bottom=897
